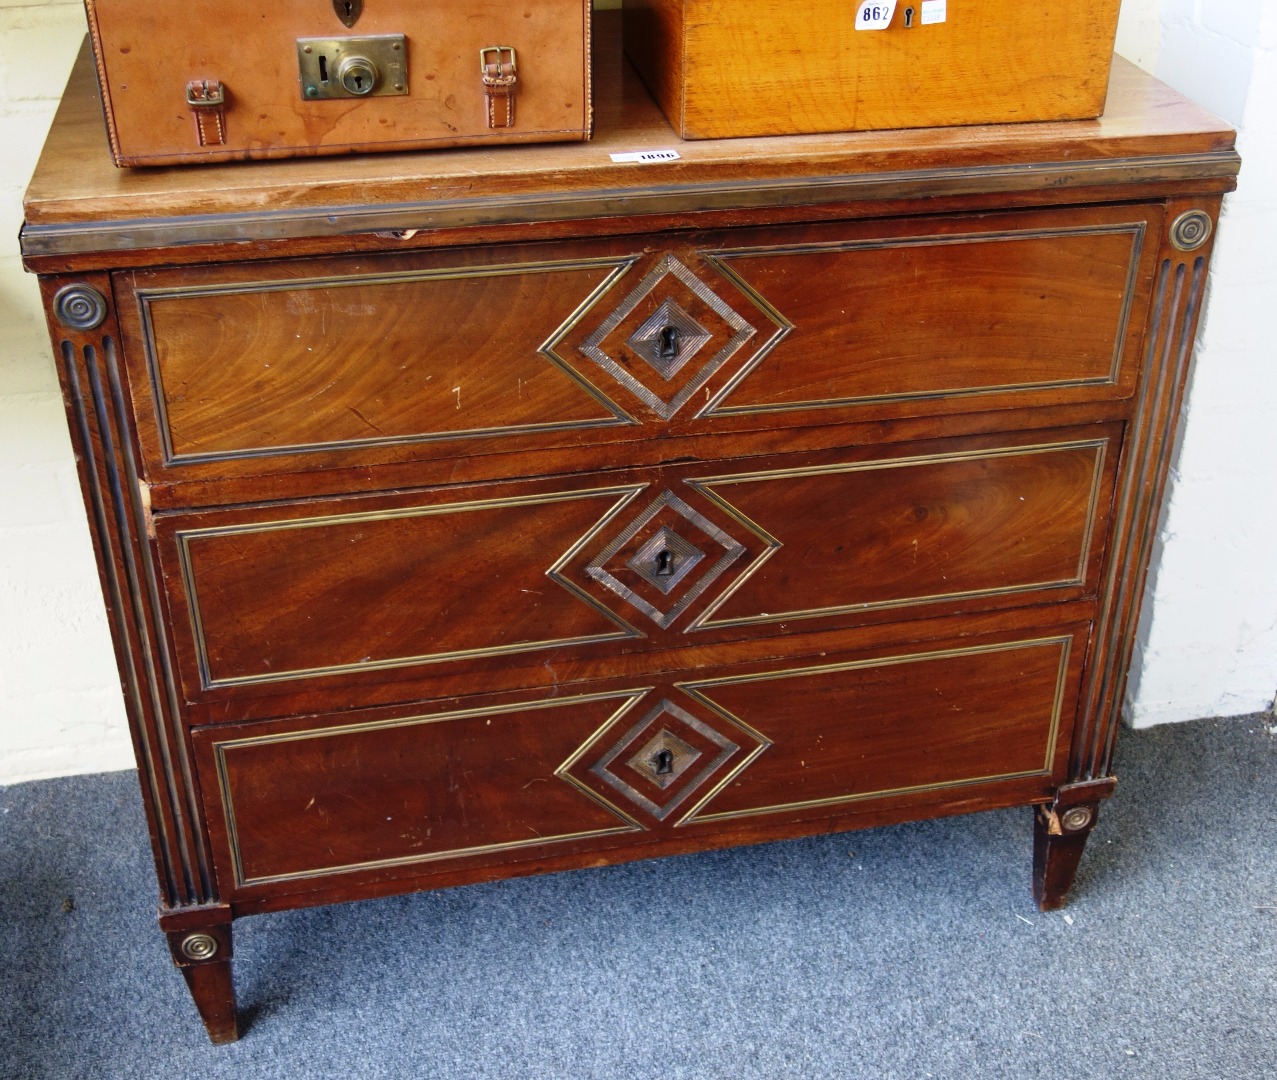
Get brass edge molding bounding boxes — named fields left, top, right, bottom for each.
left=177, top=485, right=648, bottom=690
left=687, top=438, right=1110, bottom=630
left=544, top=485, right=651, bottom=640
left=1074, top=441, right=1110, bottom=585
left=135, top=256, right=641, bottom=467
left=702, top=222, right=1149, bottom=417
left=538, top=256, right=642, bottom=427
left=133, top=256, right=643, bottom=301
left=215, top=689, right=652, bottom=888
left=677, top=635, right=1074, bottom=825
left=1044, top=634, right=1074, bottom=770
left=20, top=151, right=1241, bottom=257
left=691, top=254, right=793, bottom=420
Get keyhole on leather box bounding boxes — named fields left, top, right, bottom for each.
left=658, top=325, right=680, bottom=361
left=652, top=749, right=675, bottom=776
left=655, top=549, right=675, bottom=577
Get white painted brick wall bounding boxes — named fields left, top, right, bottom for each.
left=0, top=0, right=134, bottom=784
left=1125, top=0, right=1277, bottom=725
left=0, top=1, right=1272, bottom=783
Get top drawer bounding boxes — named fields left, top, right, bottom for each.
left=115, top=204, right=1160, bottom=485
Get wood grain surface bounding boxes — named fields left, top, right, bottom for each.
left=114, top=204, right=1156, bottom=486
left=628, top=0, right=1122, bottom=138
left=193, top=620, right=1086, bottom=897
left=21, top=14, right=1235, bottom=257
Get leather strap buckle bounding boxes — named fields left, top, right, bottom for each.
left=479, top=46, right=518, bottom=129
left=185, top=79, right=227, bottom=147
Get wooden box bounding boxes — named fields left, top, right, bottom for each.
left=624, top=0, right=1123, bottom=139
left=83, top=0, right=592, bottom=166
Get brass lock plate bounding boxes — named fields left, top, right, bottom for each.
left=297, top=35, right=408, bottom=100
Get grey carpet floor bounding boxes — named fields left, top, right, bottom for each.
left=2, top=714, right=1275, bottom=1080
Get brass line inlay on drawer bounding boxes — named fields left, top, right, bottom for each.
left=676, top=634, right=1074, bottom=825
left=213, top=689, right=651, bottom=888
left=686, top=438, right=1109, bottom=630
left=699, top=222, right=1147, bottom=416
left=135, top=256, right=642, bottom=467
left=176, top=484, right=648, bottom=690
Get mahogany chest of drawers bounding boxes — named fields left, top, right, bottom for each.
left=22, top=19, right=1237, bottom=1043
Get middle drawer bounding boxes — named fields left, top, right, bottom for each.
left=155, top=424, right=1119, bottom=723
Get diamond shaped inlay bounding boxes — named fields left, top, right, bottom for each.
left=586, top=491, right=745, bottom=629
left=579, top=254, right=756, bottom=419
left=626, top=299, right=713, bottom=381
left=588, top=700, right=739, bottom=820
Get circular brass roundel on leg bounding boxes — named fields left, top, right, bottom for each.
left=180, top=932, right=220, bottom=962
left=1060, top=805, right=1095, bottom=833
left=53, top=284, right=108, bottom=331
left=1170, top=210, right=1213, bottom=252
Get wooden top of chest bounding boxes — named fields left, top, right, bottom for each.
left=22, top=14, right=1237, bottom=264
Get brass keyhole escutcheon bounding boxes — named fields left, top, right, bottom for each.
left=652, top=748, right=675, bottom=775
left=334, top=0, right=363, bottom=28
left=297, top=35, right=407, bottom=100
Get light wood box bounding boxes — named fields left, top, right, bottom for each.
left=624, top=0, right=1123, bottom=139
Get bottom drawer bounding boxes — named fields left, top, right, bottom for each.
left=194, top=620, right=1086, bottom=902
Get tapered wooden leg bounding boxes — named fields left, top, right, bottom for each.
left=1031, top=778, right=1116, bottom=911
left=178, top=958, right=239, bottom=1044
left=163, top=917, right=239, bottom=1044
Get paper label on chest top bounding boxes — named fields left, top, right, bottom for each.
left=920, top=0, right=947, bottom=24
left=855, top=0, right=898, bottom=29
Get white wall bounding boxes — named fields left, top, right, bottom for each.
left=0, top=2, right=1273, bottom=784
left=1123, top=0, right=1277, bottom=726
left=0, top=0, right=134, bottom=784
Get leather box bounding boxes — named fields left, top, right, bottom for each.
left=624, top=0, right=1122, bottom=139
left=83, top=0, right=593, bottom=166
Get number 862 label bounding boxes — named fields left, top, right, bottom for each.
left=855, top=0, right=898, bottom=29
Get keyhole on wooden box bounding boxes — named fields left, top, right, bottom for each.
left=655, top=549, right=675, bottom=577
left=651, top=749, right=675, bottom=776
left=658, top=325, right=680, bottom=361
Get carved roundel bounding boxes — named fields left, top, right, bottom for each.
left=53, top=284, right=108, bottom=331
left=1170, top=210, right=1213, bottom=252
left=180, top=932, right=220, bottom=961
left=1060, top=805, right=1095, bottom=832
